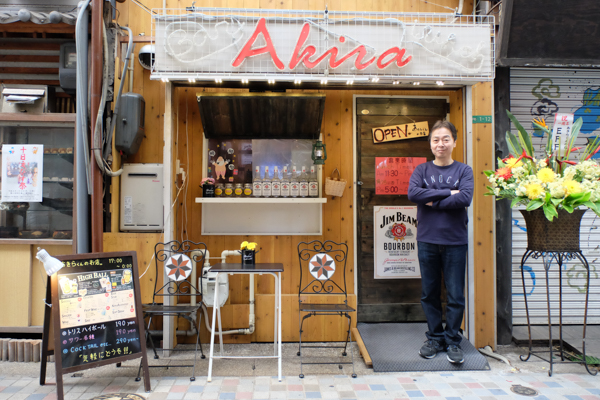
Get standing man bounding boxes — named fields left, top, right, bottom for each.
left=407, top=120, right=474, bottom=364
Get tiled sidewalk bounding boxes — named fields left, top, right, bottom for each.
left=2, top=371, right=600, bottom=400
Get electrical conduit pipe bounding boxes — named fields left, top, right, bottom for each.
left=149, top=249, right=256, bottom=337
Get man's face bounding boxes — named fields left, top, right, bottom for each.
left=430, top=127, right=456, bottom=159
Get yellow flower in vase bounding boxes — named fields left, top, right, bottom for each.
left=246, top=242, right=257, bottom=251
left=536, top=168, right=556, bottom=183
left=563, top=180, right=582, bottom=195
left=240, top=241, right=249, bottom=250
left=525, top=183, right=544, bottom=200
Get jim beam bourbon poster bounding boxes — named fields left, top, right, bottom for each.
left=374, top=206, right=420, bottom=279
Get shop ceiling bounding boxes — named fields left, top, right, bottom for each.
left=150, top=8, right=495, bottom=86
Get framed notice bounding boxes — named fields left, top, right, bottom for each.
left=1, top=144, right=43, bottom=202
left=375, top=157, right=426, bottom=195
left=374, top=206, right=420, bottom=279
left=41, top=251, right=150, bottom=400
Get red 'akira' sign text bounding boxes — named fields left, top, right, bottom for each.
left=372, top=121, right=429, bottom=144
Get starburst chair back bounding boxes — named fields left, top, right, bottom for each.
left=136, top=240, right=207, bottom=382
left=297, top=240, right=356, bottom=378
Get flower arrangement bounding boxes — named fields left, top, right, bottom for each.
left=240, top=241, right=258, bottom=251
left=200, top=177, right=215, bottom=186
left=485, top=110, right=600, bottom=221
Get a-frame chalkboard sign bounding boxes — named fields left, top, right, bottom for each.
left=40, top=251, right=150, bottom=400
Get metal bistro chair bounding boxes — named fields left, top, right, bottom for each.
left=297, top=240, right=357, bottom=378
left=136, top=240, right=207, bottom=382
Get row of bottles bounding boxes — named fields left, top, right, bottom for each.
left=253, top=165, right=319, bottom=198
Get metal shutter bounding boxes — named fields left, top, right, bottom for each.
left=510, top=67, right=600, bottom=325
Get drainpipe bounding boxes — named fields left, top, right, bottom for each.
left=149, top=249, right=256, bottom=337
left=75, top=0, right=91, bottom=253
left=90, top=0, right=103, bottom=252
left=200, top=250, right=255, bottom=335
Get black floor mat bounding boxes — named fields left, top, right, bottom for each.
left=357, top=322, right=490, bottom=372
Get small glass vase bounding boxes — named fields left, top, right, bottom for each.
left=202, top=184, right=215, bottom=197
left=241, top=249, right=255, bottom=266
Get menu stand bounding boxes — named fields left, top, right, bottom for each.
left=519, top=249, right=598, bottom=376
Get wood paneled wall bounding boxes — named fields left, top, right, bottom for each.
left=109, top=0, right=496, bottom=347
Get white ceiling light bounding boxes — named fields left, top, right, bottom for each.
left=392, top=81, right=400, bottom=85
left=346, top=80, right=353, bottom=85
left=371, top=77, right=380, bottom=83
left=294, top=79, right=301, bottom=84
left=215, top=78, right=222, bottom=83
left=413, top=81, right=420, bottom=85
left=321, top=79, right=328, bottom=84
left=436, top=81, right=444, bottom=86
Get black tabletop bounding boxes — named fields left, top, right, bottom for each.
left=209, top=263, right=284, bottom=273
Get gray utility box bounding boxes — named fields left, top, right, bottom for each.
left=120, top=163, right=163, bottom=232
left=115, top=93, right=145, bottom=155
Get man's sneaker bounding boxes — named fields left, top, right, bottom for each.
left=419, top=339, right=445, bottom=359
left=446, top=344, right=464, bottom=364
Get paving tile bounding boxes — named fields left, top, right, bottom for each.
left=218, top=394, right=236, bottom=400
left=404, top=391, right=424, bottom=398
left=306, top=393, right=322, bottom=399
left=26, top=395, right=47, bottom=400
left=2, top=387, right=24, bottom=394
left=148, top=393, right=169, bottom=400
left=235, top=393, right=252, bottom=399
left=166, top=392, right=185, bottom=400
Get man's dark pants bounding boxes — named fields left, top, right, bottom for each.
left=418, top=241, right=468, bottom=347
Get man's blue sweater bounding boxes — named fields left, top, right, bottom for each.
left=407, top=161, right=474, bottom=245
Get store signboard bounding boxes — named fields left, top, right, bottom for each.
left=153, top=10, right=494, bottom=81
left=1, top=144, right=43, bottom=202
left=375, top=156, right=426, bottom=195
left=374, top=206, right=420, bottom=279
left=372, top=121, right=429, bottom=143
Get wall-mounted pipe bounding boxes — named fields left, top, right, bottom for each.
left=74, top=0, right=91, bottom=253
left=149, top=248, right=256, bottom=338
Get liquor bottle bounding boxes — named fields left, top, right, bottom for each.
left=290, top=166, right=299, bottom=198
left=252, top=166, right=262, bottom=197
left=280, top=166, right=290, bottom=197
left=261, top=166, right=272, bottom=197
left=271, top=166, right=281, bottom=198
left=308, top=165, right=319, bottom=198
left=299, top=165, right=309, bottom=198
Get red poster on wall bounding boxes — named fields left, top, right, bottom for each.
left=375, top=157, right=427, bottom=195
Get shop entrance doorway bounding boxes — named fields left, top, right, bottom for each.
left=355, top=95, right=463, bottom=323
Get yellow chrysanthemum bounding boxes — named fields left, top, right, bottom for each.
left=563, top=180, right=582, bottom=195
left=505, top=157, right=524, bottom=169
left=240, top=241, right=249, bottom=250
left=525, top=183, right=544, bottom=199
left=536, top=167, right=555, bottom=183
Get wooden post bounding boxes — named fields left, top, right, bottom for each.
left=471, top=82, right=496, bottom=349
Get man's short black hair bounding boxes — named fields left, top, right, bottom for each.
left=428, top=120, right=457, bottom=142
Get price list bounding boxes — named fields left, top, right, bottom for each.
left=375, top=157, right=427, bottom=195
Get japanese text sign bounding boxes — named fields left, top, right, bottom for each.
left=1, top=144, right=43, bottom=202
left=376, top=157, right=427, bottom=195
left=552, top=113, right=574, bottom=153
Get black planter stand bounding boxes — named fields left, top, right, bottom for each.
left=519, top=249, right=597, bottom=376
